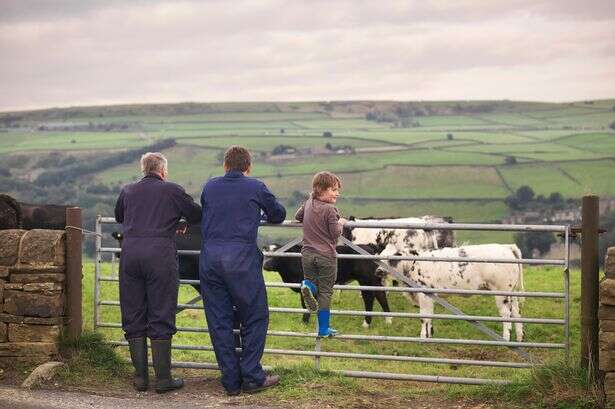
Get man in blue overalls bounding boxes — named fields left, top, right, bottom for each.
left=199, top=146, right=286, bottom=395
left=115, top=152, right=201, bottom=393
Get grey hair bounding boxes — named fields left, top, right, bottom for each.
left=140, top=152, right=168, bottom=175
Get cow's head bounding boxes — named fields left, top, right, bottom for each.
left=341, top=215, right=356, bottom=241
left=262, top=243, right=281, bottom=271
left=436, top=216, right=454, bottom=248
left=111, top=232, right=123, bottom=258
left=375, top=244, right=418, bottom=279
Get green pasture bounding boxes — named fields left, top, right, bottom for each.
left=558, top=160, right=615, bottom=196
left=142, top=111, right=330, bottom=123
left=0, top=131, right=152, bottom=154
left=528, top=105, right=611, bottom=118
left=499, top=160, right=615, bottom=198
left=498, top=164, right=584, bottom=198
left=452, top=141, right=605, bottom=161
left=336, top=130, right=447, bottom=146
left=256, top=149, right=505, bottom=175
left=409, top=115, right=492, bottom=127
left=262, top=165, right=509, bottom=199
left=445, top=131, right=537, bottom=144
left=515, top=129, right=594, bottom=141
left=556, top=132, right=615, bottom=154
left=155, top=120, right=302, bottom=131
left=178, top=135, right=383, bottom=152
left=473, top=113, right=549, bottom=127
left=84, top=262, right=578, bottom=383
left=94, top=145, right=221, bottom=189
left=541, top=111, right=615, bottom=128
left=291, top=119, right=389, bottom=130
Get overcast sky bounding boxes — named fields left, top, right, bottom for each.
left=1, top=0, right=614, bottom=112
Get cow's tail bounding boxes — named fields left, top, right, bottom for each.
left=510, top=244, right=525, bottom=303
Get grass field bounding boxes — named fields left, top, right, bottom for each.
left=84, top=261, right=578, bottom=385
left=2, top=99, right=614, bottom=245
left=262, top=166, right=510, bottom=199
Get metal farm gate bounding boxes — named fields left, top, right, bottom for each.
left=94, top=216, right=571, bottom=385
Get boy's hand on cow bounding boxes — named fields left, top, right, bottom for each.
left=338, top=217, right=348, bottom=225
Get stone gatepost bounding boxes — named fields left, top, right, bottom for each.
left=0, top=229, right=66, bottom=366
left=599, top=247, right=615, bottom=399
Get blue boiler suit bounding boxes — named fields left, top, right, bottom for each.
left=199, top=170, right=286, bottom=392
left=115, top=174, right=201, bottom=340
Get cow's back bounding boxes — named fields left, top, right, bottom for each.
left=413, top=244, right=522, bottom=291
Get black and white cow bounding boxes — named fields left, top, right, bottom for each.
left=112, top=222, right=201, bottom=294
left=263, top=243, right=391, bottom=328
left=342, top=215, right=454, bottom=307
left=376, top=244, right=525, bottom=341
left=342, top=216, right=454, bottom=255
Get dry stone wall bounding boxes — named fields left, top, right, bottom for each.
left=600, top=247, right=615, bottom=400
left=0, top=229, right=66, bottom=365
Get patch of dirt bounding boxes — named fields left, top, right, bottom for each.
left=1, top=366, right=505, bottom=409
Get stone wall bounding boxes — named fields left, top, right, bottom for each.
left=0, top=229, right=66, bottom=366
left=599, top=247, right=615, bottom=399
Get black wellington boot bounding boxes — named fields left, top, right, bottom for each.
left=127, top=337, right=149, bottom=391
left=151, top=338, right=184, bottom=394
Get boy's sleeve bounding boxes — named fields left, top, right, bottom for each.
left=327, top=206, right=342, bottom=239
left=294, top=204, right=305, bottom=222
left=258, top=182, right=286, bottom=224
left=114, top=189, right=125, bottom=223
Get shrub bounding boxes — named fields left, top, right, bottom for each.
left=514, top=231, right=556, bottom=256
left=505, top=156, right=517, bottom=165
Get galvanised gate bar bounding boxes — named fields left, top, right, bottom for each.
left=94, top=216, right=571, bottom=385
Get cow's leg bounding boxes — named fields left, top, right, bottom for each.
left=373, top=290, right=392, bottom=325
left=511, top=297, right=524, bottom=342
left=495, top=296, right=512, bottom=341
left=300, top=294, right=311, bottom=324
left=360, top=290, right=375, bottom=328
left=418, top=294, right=434, bottom=339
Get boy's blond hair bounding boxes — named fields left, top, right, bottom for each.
left=312, top=171, right=341, bottom=198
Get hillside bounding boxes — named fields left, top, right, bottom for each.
left=1, top=99, right=614, bottom=245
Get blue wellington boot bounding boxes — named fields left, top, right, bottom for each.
left=301, top=279, right=319, bottom=312
left=317, top=309, right=337, bottom=338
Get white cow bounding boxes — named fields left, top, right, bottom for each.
left=376, top=244, right=525, bottom=341
left=342, top=216, right=454, bottom=327
left=343, top=216, right=454, bottom=254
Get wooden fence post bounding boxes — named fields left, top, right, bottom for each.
left=581, top=195, right=599, bottom=379
left=66, top=207, right=83, bottom=340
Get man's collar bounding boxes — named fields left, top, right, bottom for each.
left=224, top=170, right=245, bottom=178
left=144, top=173, right=163, bottom=181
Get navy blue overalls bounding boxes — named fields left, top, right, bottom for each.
left=199, top=170, right=286, bottom=392
left=115, top=174, right=202, bottom=340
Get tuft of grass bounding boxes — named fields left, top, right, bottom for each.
left=449, top=357, right=606, bottom=409
left=259, top=364, right=361, bottom=406
left=58, top=330, right=129, bottom=386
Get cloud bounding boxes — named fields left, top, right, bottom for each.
left=1, top=1, right=614, bottom=111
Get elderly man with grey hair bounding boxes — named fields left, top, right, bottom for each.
left=115, top=152, right=201, bottom=393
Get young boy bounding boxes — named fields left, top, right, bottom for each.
left=294, top=171, right=347, bottom=337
